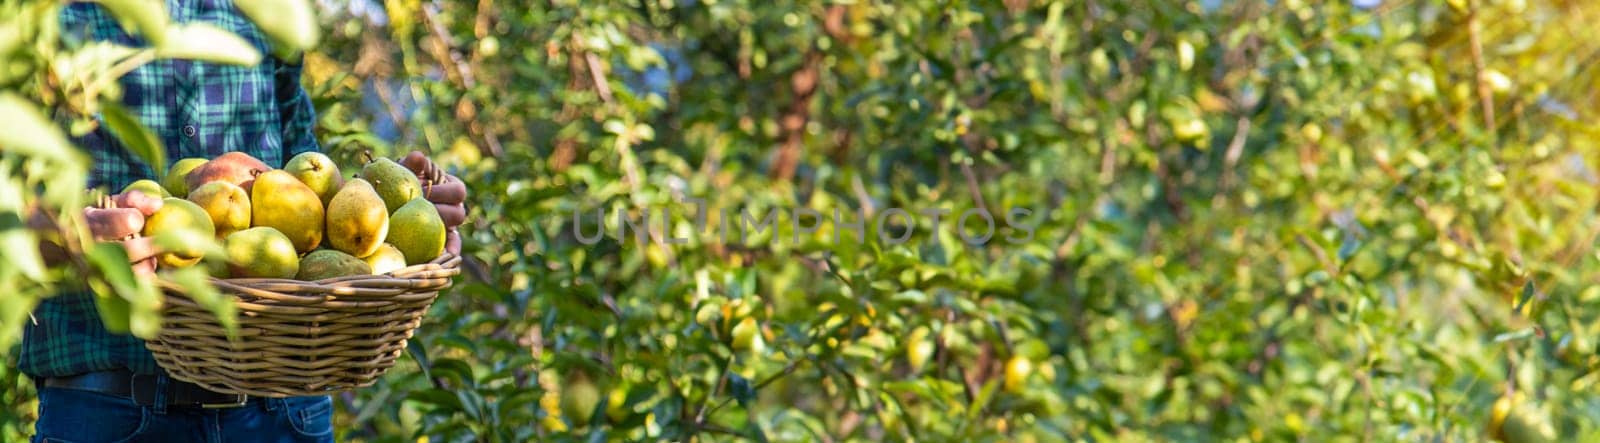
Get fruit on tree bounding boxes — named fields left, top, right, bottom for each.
left=251, top=169, right=324, bottom=252
left=562, top=377, right=601, bottom=427
left=325, top=178, right=389, bottom=258
left=1489, top=394, right=1513, bottom=441
left=730, top=317, right=762, bottom=353
left=141, top=197, right=215, bottom=267
left=186, top=181, right=250, bottom=238
left=905, top=326, right=935, bottom=373
left=225, top=227, right=299, bottom=278
left=1003, top=355, right=1032, bottom=393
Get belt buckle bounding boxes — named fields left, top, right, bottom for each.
left=200, top=394, right=248, bottom=409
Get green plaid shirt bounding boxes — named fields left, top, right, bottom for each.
left=18, top=0, right=319, bottom=378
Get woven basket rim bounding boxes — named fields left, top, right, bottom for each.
left=158, top=253, right=462, bottom=297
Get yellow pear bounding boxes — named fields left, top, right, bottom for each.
left=163, top=158, right=208, bottom=197
left=187, top=181, right=251, bottom=238
left=296, top=249, right=371, bottom=281
left=361, top=157, right=422, bottom=212
left=251, top=169, right=324, bottom=252
left=122, top=179, right=170, bottom=198
left=387, top=198, right=444, bottom=265
left=325, top=179, right=388, bottom=258
left=284, top=152, right=343, bottom=205
left=363, top=243, right=407, bottom=274
left=225, top=227, right=299, bottom=278
left=141, top=197, right=214, bottom=268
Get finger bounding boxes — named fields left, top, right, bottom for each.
left=85, top=207, right=145, bottom=240
left=444, top=229, right=461, bottom=255
left=27, top=204, right=58, bottom=231
left=114, top=191, right=164, bottom=217
left=424, top=178, right=467, bottom=204
left=402, top=151, right=431, bottom=173
left=131, top=257, right=158, bottom=276
left=121, top=236, right=162, bottom=264
left=436, top=203, right=466, bottom=227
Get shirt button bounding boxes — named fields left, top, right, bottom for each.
left=182, top=125, right=197, bottom=137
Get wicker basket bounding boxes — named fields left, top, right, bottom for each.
left=145, top=253, right=461, bottom=397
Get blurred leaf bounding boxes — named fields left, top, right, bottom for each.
left=101, top=103, right=166, bottom=178
left=154, top=24, right=261, bottom=66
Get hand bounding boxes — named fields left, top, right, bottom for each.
left=402, top=151, right=467, bottom=255
left=87, top=191, right=164, bottom=275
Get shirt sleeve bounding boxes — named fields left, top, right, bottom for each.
left=275, top=56, right=321, bottom=157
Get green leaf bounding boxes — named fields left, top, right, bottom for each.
left=96, top=0, right=171, bottom=46
left=430, top=358, right=477, bottom=388
left=101, top=103, right=166, bottom=178
left=154, top=24, right=262, bottom=66
left=0, top=167, right=45, bottom=281
left=408, top=388, right=463, bottom=412
left=728, top=372, right=756, bottom=408
left=164, top=266, right=236, bottom=339
left=233, top=0, right=319, bottom=57
left=149, top=228, right=224, bottom=260
left=408, top=340, right=433, bottom=381
left=85, top=242, right=160, bottom=336
left=0, top=93, right=73, bottom=159
left=1516, top=281, right=1536, bottom=314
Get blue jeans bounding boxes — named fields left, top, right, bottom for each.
left=32, top=385, right=334, bottom=443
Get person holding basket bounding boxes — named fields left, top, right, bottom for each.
left=21, top=2, right=466, bottom=442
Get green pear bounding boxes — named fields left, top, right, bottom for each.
left=251, top=170, right=324, bottom=253
left=163, top=158, right=208, bottom=197
left=284, top=152, right=343, bottom=205
left=361, top=157, right=422, bottom=212
left=388, top=198, right=445, bottom=265
left=186, top=181, right=250, bottom=238
left=141, top=198, right=215, bottom=268
left=225, top=227, right=299, bottom=278
left=295, top=249, right=371, bottom=281
left=364, top=243, right=407, bottom=274
left=122, top=179, right=170, bottom=198
left=325, top=179, right=388, bottom=258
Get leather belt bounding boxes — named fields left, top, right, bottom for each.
left=39, top=371, right=249, bottom=409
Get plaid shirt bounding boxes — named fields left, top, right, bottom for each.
left=18, top=1, right=319, bottom=378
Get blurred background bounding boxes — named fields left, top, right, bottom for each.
left=10, top=0, right=1600, bottom=441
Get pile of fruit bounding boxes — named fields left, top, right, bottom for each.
left=125, top=151, right=450, bottom=280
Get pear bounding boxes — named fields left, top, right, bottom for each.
left=186, top=151, right=269, bottom=193
left=325, top=179, right=388, bottom=258
left=224, top=227, right=299, bottom=278
left=251, top=170, right=324, bottom=253
left=163, top=158, right=208, bottom=197
left=363, top=243, right=407, bottom=274
left=186, top=181, right=251, bottom=238
left=295, top=249, right=371, bottom=281
left=141, top=197, right=215, bottom=268
left=122, top=179, right=170, bottom=198
left=388, top=198, right=445, bottom=265
left=361, top=157, right=422, bottom=212
left=284, top=152, right=343, bottom=205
